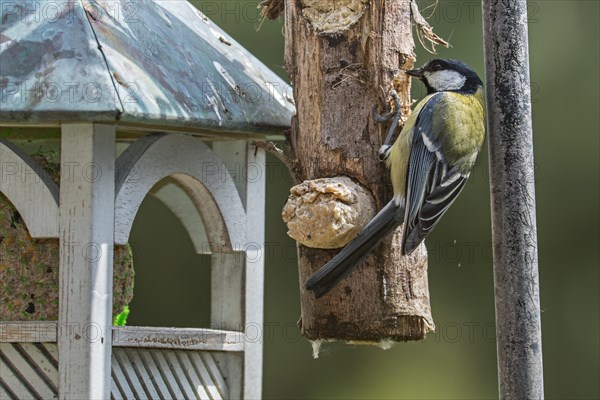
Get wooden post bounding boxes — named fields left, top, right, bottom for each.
left=283, top=1, right=433, bottom=342
left=212, top=140, right=266, bottom=398
left=210, top=252, right=244, bottom=399
left=58, top=124, right=115, bottom=399
left=243, top=142, right=265, bottom=399
left=482, top=0, right=544, bottom=398
left=209, top=140, right=248, bottom=400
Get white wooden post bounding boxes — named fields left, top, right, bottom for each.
left=211, top=252, right=245, bottom=399
left=244, top=142, right=266, bottom=400
left=211, top=140, right=248, bottom=334
left=212, top=140, right=266, bottom=399
left=58, top=124, right=115, bottom=399
left=211, top=253, right=244, bottom=331
left=211, top=140, right=249, bottom=400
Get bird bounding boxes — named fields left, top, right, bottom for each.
left=305, top=59, right=486, bottom=298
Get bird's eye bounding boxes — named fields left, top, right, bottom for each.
left=431, top=63, right=442, bottom=71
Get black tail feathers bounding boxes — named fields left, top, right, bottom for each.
left=304, top=200, right=404, bottom=298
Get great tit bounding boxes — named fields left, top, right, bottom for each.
left=305, top=59, right=486, bottom=298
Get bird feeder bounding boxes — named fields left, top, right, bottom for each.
left=277, top=0, right=434, bottom=347
left=0, top=1, right=294, bottom=399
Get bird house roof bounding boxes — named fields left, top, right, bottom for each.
left=0, top=0, right=295, bottom=136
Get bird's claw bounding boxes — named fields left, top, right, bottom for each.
left=374, top=90, right=403, bottom=150
left=373, top=105, right=395, bottom=122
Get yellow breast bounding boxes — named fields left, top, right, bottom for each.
left=385, top=89, right=486, bottom=200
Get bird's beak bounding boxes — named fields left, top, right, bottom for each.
left=405, top=68, right=424, bottom=78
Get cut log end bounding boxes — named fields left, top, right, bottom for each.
left=300, top=0, right=369, bottom=34
left=302, top=315, right=434, bottom=344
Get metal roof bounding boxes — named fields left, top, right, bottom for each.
left=0, top=0, right=295, bottom=136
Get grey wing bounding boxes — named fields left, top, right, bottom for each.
left=403, top=161, right=468, bottom=255
left=401, top=97, right=470, bottom=255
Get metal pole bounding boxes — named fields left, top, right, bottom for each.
left=481, top=0, right=544, bottom=399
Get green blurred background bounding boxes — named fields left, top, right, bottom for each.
left=123, top=1, right=599, bottom=399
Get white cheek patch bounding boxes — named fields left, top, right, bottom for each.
left=424, top=70, right=467, bottom=91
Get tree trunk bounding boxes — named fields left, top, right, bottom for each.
left=283, top=0, right=434, bottom=343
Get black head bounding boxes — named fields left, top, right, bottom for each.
left=405, top=59, right=483, bottom=94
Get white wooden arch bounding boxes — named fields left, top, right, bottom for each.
left=0, top=139, right=59, bottom=238
left=149, top=179, right=212, bottom=254
left=114, top=134, right=246, bottom=253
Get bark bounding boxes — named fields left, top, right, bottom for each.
left=284, top=0, right=434, bottom=342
